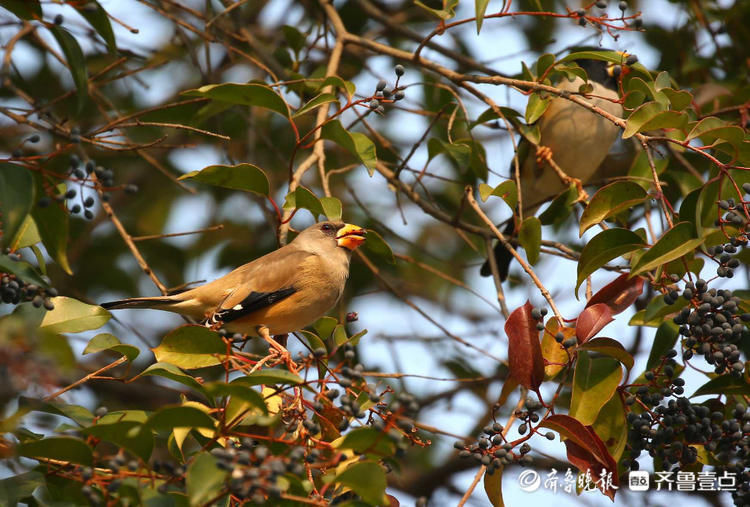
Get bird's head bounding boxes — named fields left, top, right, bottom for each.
left=294, top=221, right=367, bottom=253
left=567, top=48, right=635, bottom=91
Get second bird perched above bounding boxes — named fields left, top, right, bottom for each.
left=481, top=54, right=625, bottom=280
left=101, top=221, right=367, bottom=336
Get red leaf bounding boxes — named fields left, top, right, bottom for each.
left=538, top=414, right=613, bottom=468
left=565, top=438, right=619, bottom=501
left=505, top=301, right=544, bottom=390
left=586, top=274, right=644, bottom=315
left=576, top=303, right=614, bottom=344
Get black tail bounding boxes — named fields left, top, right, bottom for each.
left=480, top=221, right=517, bottom=280
left=100, top=297, right=176, bottom=310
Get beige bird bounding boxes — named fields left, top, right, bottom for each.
left=481, top=56, right=624, bottom=279
left=101, top=222, right=366, bottom=336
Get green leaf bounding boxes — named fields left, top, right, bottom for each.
left=686, top=117, right=745, bottom=153
left=414, top=0, right=458, bottom=20
left=18, top=436, right=92, bottom=466
left=475, top=0, right=490, bottom=33
left=320, top=120, right=377, bottom=175
left=17, top=397, right=94, bottom=427
left=569, top=351, right=622, bottom=425
left=525, top=93, right=550, bottom=124
left=281, top=25, right=306, bottom=53
left=11, top=215, right=41, bottom=250
left=82, top=421, right=153, bottom=462
left=293, top=92, right=339, bottom=117
left=152, top=325, right=225, bottom=369
left=205, top=382, right=268, bottom=415
left=84, top=333, right=139, bottom=362
left=187, top=452, right=228, bottom=506
left=631, top=222, right=704, bottom=275
left=692, top=375, right=750, bottom=397
left=337, top=427, right=395, bottom=456
left=661, top=88, right=692, bottom=111
left=49, top=26, right=88, bottom=111
left=332, top=461, right=387, bottom=506
left=40, top=297, right=110, bottom=334
left=442, top=141, right=472, bottom=168
left=478, top=180, right=517, bottom=210
left=538, top=184, right=577, bottom=225
left=298, top=330, right=328, bottom=378
left=148, top=406, right=216, bottom=430
left=179, top=163, right=270, bottom=196
left=0, top=163, right=34, bottom=249
left=625, top=101, right=690, bottom=138
left=0, top=471, right=44, bottom=505
left=579, top=181, right=648, bottom=236
left=78, top=1, right=117, bottom=54
left=283, top=186, right=324, bottom=217
left=313, top=316, right=338, bottom=340
left=0, top=255, right=48, bottom=288
left=622, top=102, right=666, bottom=139
left=629, top=295, right=688, bottom=327
left=183, top=82, right=290, bottom=118
left=471, top=106, right=522, bottom=129
left=578, top=337, right=634, bottom=370
left=644, top=294, right=688, bottom=323
left=363, top=229, right=394, bottom=264
left=138, top=362, right=209, bottom=398
left=534, top=53, right=556, bottom=77
left=591, top=395, right=627, bottom=462
left=560, top=50, right=632, bottom=66
left=317, top=76, right=356, bottom=97
left=646, top=322, right=679, bottom=370
left=319, top=197, right=342, bottom=221
left=483, top=465, right=505, bottom=507
left=233, top=369, right=304, bottom=386
left=576, top=229, right=644, bottom=293
left=31, top=193, right=72, bottom=275
left=518, top=217, right=541, bottom=265
left=0, top=0, right=42, bottom=19
left=333, top=324, right=348, bottom=347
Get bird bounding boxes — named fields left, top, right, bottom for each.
left=480, top=54, right=625, bottom=280
left=101, top=221, right=366, bottom=337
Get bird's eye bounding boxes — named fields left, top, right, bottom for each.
left=321, top=223, right=333, bottom=232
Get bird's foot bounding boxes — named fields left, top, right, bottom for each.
left=535, top=145, right=554, bottom=166
left=536, top=146, right=589, bottom=203
left=572, top=179, right=589, bottom=203
left=256, top=325, right=299, bottom=375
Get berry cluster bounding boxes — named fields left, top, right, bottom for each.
left=718, top=183, right=750, bottom=231
left=574, top=1, right=643, bottom=29
left=367, top=65, right=406, bottom=114
left=212, top=438, right=305, bottom=503
left=455, top=398, right=549, bottom=474
left=0, top=270, right=57, bottom=310
left=37, top=155, right=139, bottom=219
left=671, top=282, right=749, bottom=376
left=625, top=392, right=750, bottom=504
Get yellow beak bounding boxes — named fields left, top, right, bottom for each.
left=336, top=223, right=367, bottom=251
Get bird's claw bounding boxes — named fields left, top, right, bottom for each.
left=536, top=146, right=589, bottom=203
left=256, top=325, right=299, bottom=375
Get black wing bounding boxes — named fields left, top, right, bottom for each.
left=212, top=287, right=297, bottom=323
